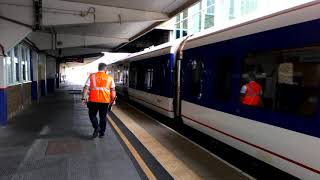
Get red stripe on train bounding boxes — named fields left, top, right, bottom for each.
left=182, top=114, right=320, bottom=174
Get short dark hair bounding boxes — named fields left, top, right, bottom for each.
left=98, top=63, right=107, bottom=71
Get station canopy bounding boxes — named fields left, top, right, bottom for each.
left=0, top=0, right=197, bottom=60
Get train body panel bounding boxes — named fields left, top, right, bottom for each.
left=109, top=61, right=130, bottom=98
left=181, top=18, right=320, bottom=138
left=181, top=100, right=320, bottom=179
left=109, top=2, right=320, bottom=178
left=184, top=1, right=320, bottom=51
left=111, top=40, right=181, bottom=118
left=128, top=88, right=174, bottom=118
left=180, top=2, right=320, bottom=178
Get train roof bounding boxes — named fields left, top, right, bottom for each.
left=184, top=1, right=320, bottom=50
left=110, top=1, right=319, bottom=65
left=112, top=38, right=183, bottom=64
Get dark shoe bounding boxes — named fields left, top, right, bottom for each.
left=99, top=133, right=105, bottom=138
left=92, top=128, right=99, bottom=138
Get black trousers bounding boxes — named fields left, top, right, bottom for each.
left=87, top=102, right=109, bottom=134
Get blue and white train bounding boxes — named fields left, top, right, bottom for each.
left=109, top=2, right=320, bottom=179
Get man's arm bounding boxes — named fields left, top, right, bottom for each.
left=110, top=77, right=116, bottom=103
left=110, top=88, right=116, bottom=102
left=82, top=85, right=89, bottom=101
left=240, top=85, right=247, bottom=103
left=82, top=76, right=90, bottom=103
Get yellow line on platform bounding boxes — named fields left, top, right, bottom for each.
left=108, top=117, right=157, bottom=180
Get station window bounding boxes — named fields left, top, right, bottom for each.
left=229, top=0, right=236, bottom=19
left=14, top=46, right=20, bottom=82
left=21, top=47, right=27, bottom=81
left=5, top=50, right=13, bottom=84
left=27, top=48, right=32, bottom=81
left=191, top=59, right=203, bottom=97
left=240, top=47, right=320, bottom=116
left=190, top=2, right=202, bottom=34
left=228, top=0, right=258, bottom=20
left=144, top=68, right=153, bottom=90
left=26, top=48, right=31, bottom=81
left=174, top=10, right=188, bottom=39
left=240, top=0, right=258, bottom=16
left=5, top=44, right=33, bottom=86
left=204, top=0, right=215, bottom=29
left=214, top=58, right=233, bottom=101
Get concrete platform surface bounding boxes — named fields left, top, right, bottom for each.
left=110, top=101, right=252, bottom=180
left=0, top=86, right=141, bottom=180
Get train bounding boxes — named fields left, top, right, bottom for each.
left=109, top=2, right=320, bottom=179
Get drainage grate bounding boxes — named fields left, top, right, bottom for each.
left=46, top=139, right=82, bottom=156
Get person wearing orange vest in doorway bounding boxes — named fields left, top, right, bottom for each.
left=240, top=72, right=263, bottom=107
left=82, top=63, right=116, bottom=138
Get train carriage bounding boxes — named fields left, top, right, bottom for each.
left=109, top=2, right=320, bottom=179
left=111, top=41, right=181, bottom=118
left=109, top=61, right=130, bottom=97
left=180, top=2, right=320, bottom=179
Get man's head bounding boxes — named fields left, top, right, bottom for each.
left=248, top=72, right=256, bottom=82
left=98, top=63, right=108, bottom=72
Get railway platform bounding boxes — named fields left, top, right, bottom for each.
left=0, top=85, right=251, bottom=180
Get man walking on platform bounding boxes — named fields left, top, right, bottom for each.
left=82, top=63, right=116, bottom=138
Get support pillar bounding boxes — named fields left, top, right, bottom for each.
left=0, top=55, right=8, bottom=126
left=56, top=60, right=60, bottom=89
left=39, top=54, right=47, bottom=96
left=31, top=51, right=39, bottom=101
left=46, top=57, right=56, bottom=94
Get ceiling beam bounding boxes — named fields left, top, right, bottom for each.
left=42, top=0, right=169, bottom=26
left=61, top=0, right=169, bottom=14
left=0, top=1, right=34, bottom=26
left=55, top=34, right=129, bottom=49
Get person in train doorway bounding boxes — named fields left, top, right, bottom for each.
left=240, top=72, right=263, bottom=107
left=81, top=63, right=116, bottom=138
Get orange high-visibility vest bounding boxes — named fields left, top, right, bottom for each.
left=89, top=72, right=113, bottom=103
left=242, top=81, right=262, bottom=106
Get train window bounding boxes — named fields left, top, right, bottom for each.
left=276, top=52, right=320, bottom=116
left=119, top=70, right=123, bottom=84
left=214, top=58, right=233, bottom=101
left=191, top=60, right=203, bottom=97
left=129, top=67, right=138, bottom=88
left=241, top=47, right=320, bottom=116
left=154, top=63, right=166, bottom=94
left=123, top=66, right=128, bottom=85
left=144, top=68, right=153, bottom=90
left=115, top=69, right=122, bottom=84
